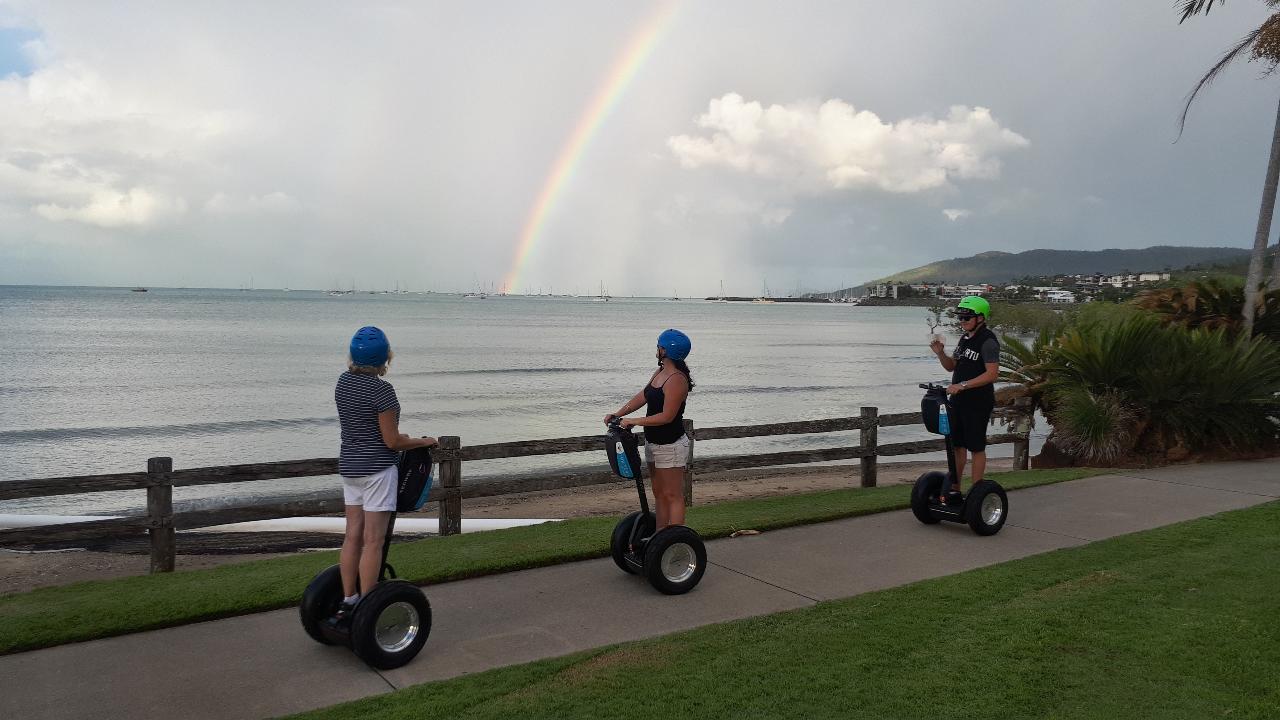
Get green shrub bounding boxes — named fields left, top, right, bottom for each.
left=1042, top=315, right=1280, bottom=458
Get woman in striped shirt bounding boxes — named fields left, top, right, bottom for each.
left=332, top=326, right=435, bottom=623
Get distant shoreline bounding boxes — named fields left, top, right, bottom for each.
left=847, top=296, right=940, bottom=307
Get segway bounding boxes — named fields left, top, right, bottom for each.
left=299, top=447, right=434, bottom=669
left=910, top=383, right=1009, bottom=536
left=605, top=420, right=707, bottom=594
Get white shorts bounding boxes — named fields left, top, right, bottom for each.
left=342, top=464, right=398, bottom=512
left=644, top=433, right=690, bottom=469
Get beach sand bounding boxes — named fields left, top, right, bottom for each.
left=0, top=459, right=1013, bottom=596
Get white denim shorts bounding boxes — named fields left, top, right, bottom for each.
left=644, top=433, right=690, bottom=469
left=342, top=464, right=398, bottom=512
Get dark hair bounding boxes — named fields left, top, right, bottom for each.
left=672, top=358, right=695, bottom=391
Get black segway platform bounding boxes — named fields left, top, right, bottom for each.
left=909, top=383, right=1009, bottom=536
left=606, top=420, right=707, bottom=594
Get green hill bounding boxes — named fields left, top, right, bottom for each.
left=862, top=245, right=1251, bottom=287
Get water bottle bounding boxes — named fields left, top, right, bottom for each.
left=938, top=402, right=950, bottom=436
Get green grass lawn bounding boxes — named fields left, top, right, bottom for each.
left=0, top=468, right=1095, bottom=655
left=290, top=499, right=1280, bottom=720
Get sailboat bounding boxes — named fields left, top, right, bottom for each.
left=753, top=278, right=775, bottom=304
left=592, top=281, right=610, bottom=302
left=713, top=280, right=729, bottom=303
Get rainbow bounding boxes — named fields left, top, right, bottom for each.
left=502, top=1, right=679, bottom=293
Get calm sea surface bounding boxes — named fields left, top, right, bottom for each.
left=0, top=286, right=1037, bottom=516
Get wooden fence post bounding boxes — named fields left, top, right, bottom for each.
left=1012, top=397, right=1032, bottom=470
left=438, top=436, right=462, bottom=536
left=859, top=407, right=878, bottom=488
left=682, top=419, right=695, bottom=507
left=146, top=457, right=175, bottom=573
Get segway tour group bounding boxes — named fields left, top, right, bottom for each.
left=303, top=299, right=1008, bottom=669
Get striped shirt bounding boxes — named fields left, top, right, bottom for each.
left=335, top=371, right=401, bottom=478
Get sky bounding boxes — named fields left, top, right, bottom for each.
left=0, top=0, right=1277, bottom=296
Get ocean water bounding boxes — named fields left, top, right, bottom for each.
left=0, top=286, right=1033, bottom=516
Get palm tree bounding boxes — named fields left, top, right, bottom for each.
left=1177, top=0, right=1280, bottom=335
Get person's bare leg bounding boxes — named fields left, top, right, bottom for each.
left=651, top=467, right=685, bottom=529
left=358, top=510, right=392, bottom=594
left=647, top=462, right=663, bottom=529
left=971, top=450, right=987, bottom=486
left=340, top=505, right=365, bottom=598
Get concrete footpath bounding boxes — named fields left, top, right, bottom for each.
left=2, top=460, right=1277, bottom=720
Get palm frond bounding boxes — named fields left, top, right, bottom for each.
left=1178, top=25, right=1265, bottom=137
left=1179, top=0, right=1228, bottom=24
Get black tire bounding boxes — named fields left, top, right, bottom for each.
left=299, top=565, right=344, bottom=645
left=611, top=511, right=655, bottom=574
left=349, top=580, right=432, bottom=670
left=964, top=480, right=1009, bottom=536
left=911, top=471, right=947, bottom=525
left=643, top=525, right=707, bottom=595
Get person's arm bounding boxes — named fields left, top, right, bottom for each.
left=604, top=373, right=659, bottom=424
left=931, top=338, right=957, bottom=372
left=947, top=337, right=1000, bottom=395
left=379, top=410, right=436, bottom=450
left=605, top=390, right=647, bottom=425
left=948, top=362, right=1000, bottom=395
left=621, top=375, right=688, bottom=428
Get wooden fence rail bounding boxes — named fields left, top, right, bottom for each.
left=0, top=402, right=1032, bottom=572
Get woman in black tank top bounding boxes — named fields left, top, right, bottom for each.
left=604, top=329, right=695, bottom=530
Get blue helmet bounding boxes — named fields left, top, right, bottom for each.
left=349, top=326, right=390, bottom=366
left=657, top=328, right=691, bottom=361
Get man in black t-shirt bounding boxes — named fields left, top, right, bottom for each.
left=928, top=296, right=1000, bottom=501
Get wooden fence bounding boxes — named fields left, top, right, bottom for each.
left=0, top=402, right=1032, bottom=573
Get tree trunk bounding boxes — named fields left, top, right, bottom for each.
left=1244, top=94, right=1280, bottom=333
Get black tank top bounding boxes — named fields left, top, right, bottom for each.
left=643, top=374, right=687, bottom=445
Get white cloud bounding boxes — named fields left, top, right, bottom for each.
left=0, top=56, right=246, bottom=228
left=942, top=208, right=972, bottom=221
left=669, top=93, right=1029, bottom=194
left=35, top=187, right=185, bottom=227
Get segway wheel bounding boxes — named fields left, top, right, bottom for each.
left=350, top=580, right=432, bottom=670
left=643, top=525, right=706, bottom=595
left=911, top=471, right=947, bottom=525
left=299, top=565, right=344, bottom=645
left=964, top=480, right=1008, bottom=536
left=611, top=510, right=655, bottom=574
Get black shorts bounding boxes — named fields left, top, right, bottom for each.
left=948, top=399, right=994, bottom=452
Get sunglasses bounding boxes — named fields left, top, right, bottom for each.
left=956, top=313, right=978, bottom=321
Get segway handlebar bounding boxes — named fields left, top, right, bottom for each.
left=919, top=382, right=949, bottom=392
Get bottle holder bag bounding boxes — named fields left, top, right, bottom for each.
left=921, top=389, right=949, bottom=435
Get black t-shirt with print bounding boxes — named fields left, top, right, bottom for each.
left=950, top=325, right=999, bottom=408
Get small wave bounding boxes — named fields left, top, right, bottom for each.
left=0, top=416, right=338, bottom=443
left=697, top=384, right=859, bottom=396
left=765, top=341, right=919, bottom=348
left=400, top=367, right=605, bottom=377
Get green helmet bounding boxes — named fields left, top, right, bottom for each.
left=956, top=295, right=991, bottom=320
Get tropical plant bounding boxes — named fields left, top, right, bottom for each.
left=1135, top=278, right=1280, bottom=341
left=1038, top=315, right=1280, bottom=461
left=1049, top=388, right=1137, bottom=464
left=1177, top=0, right=1280, bottom=335
left=998, top=328, right=1059, bottom=415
